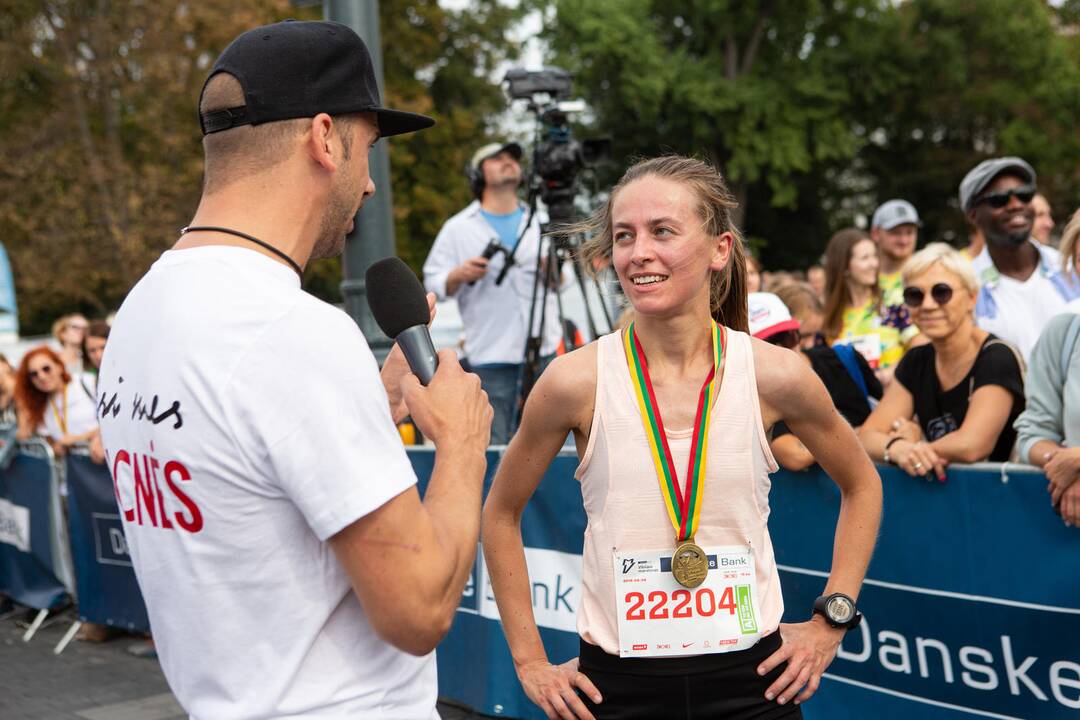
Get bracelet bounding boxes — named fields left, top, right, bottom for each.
left=883, top=436, right=906, bottom=465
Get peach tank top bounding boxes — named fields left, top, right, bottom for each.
left=574, top=328, right=783, bottom=655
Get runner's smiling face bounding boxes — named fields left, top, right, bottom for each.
left=611, top=176, right=731, bottom=318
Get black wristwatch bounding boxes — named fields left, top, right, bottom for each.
left=813, top=593, right=862, bottom=630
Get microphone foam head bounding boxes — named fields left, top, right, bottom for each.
left=365, top=257, right=429, bottom=338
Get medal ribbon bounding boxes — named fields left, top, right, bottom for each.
left=50, top=385, right=68, bottom=436
left=623, top=320, right=724, bottom=542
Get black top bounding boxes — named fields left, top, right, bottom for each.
left=893, top=334, right=1025, bottom=462
left=773, top=345, right=883, bottom=439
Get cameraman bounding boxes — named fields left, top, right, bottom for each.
left=423, top=142, right=562, bottom=444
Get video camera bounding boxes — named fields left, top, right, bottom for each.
left=504, top=67, right=610, bottom=228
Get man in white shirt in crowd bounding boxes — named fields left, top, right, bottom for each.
left=423, top=142, right=561, bottom=444
left=871, top=199, right=921, bottom=347
left=961, top=156, right=1080, bottom=360
left=97, top=21, right=492, bottom=719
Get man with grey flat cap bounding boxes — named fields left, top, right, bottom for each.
left=98, top=20, right=493, bottom=719
left=424, top=141, right=562, bottom=444
left=961, top=156, right=1079, bottom=360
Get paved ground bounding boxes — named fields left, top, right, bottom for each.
left=0, top=608, right=488, bottom=719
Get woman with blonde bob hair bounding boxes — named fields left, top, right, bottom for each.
left=481, top=156, right=881, bottom=720
left=859, top=243, right=1025, bottom=479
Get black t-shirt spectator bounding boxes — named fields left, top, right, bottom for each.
left=893, top=335, right=1025, bottom=462
left=773, top=346, right=883, bottom=438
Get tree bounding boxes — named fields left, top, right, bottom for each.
left=0, top=0, right=307, bottom=334
left=535, top=0, right=1080, bottom=272
left=856, top=0, right=1080, bottom=250
left=1, top=0, right=520, bottom=333
left=268, top=0, right=525, bottom=301
left=538, top=1, right=891, bottom=215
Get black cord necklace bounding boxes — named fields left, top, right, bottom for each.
left=179, top=226, right=303, bottom=279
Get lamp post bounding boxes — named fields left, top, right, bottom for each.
left=323, top=0, right=395, bottom=359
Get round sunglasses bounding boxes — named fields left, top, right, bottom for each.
left=902, top=283, right=954, bottom=308
left=28, top=364, right=55, bottom=379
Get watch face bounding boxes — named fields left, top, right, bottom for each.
left=826, top=596, right=855, bottom=624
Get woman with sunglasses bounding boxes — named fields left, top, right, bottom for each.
left=822, top=229, right=904, bottom=386
left=14, top=345, right=100, bottom=455
left=859, top=244, right=1025, bottom=480
left=482, top=157, right=881, bottom=720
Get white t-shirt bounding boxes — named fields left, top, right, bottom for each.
left=422, top=200, right=562, bottom=365
left=97, top=246, right=436, bottom=720
left=973, top=242, right=1080, bottom=361
left=39, top=378, right=98, bottom=440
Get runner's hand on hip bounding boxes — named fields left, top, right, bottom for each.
left=759, top=618, right=845, bottom=706
left=401, top=349, right=491, bottom=451
left=517, top=657, right=601, bottom=720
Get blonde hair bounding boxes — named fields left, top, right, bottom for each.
left=573, top=156, right=749, bottom=332
left=901, top=242, right=979, bottom=294
left=1060, top=208, right=1080, bottom=276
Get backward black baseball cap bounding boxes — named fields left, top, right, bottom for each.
left=199, top=20, right=434, bottom=138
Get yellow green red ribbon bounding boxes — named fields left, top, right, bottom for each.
left=623, top=320, right=724, bottom=541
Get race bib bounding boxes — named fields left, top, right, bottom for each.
left=847, top=334, right=882, bottom=369
left=612, top=545, right=762, bottom=658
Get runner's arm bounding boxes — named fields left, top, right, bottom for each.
left=760, top=343, right=882, bottom=604
left=482, top=349, right=602, bottom=719
left=482, top=350, right=593, bottom=669
left=756, top=342, right=882, bottom=706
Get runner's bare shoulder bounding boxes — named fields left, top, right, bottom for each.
left=526, top=340, right=598, bottom=436
left=747, top=335, right=817, bottom=427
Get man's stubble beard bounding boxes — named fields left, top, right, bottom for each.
left=312, top=183, right=357, bottom=260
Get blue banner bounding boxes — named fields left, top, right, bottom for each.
left=65, top=453, right=150, bottom=632
left=410, top=449, right=1080, bottom=720
left=0, top=450, right=68, bottom=610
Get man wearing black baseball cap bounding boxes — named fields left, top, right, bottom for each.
left=97, top=20, right=492, bottom=719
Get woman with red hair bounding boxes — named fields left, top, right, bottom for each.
left=15, top=345, right=99, bottom=454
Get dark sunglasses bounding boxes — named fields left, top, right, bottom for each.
left=28, top=364, right=55, bottom=379
left=975, top=186, right=1035, bottom=209
left=766, top=329, right=801, bottom=349
left=902, top=283, right=954, bottom=308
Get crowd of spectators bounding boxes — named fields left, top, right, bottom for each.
left=749, top=155, right=1079, bottom=526
left=9, top=314, right=108, bottom=462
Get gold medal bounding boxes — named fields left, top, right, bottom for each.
left=671, top=537, right=709, bottom=589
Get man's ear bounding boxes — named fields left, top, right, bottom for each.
left=307, top=113, right=338, bottom=173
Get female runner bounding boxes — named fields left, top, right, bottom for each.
left=481, top=156, right=882, bottom=720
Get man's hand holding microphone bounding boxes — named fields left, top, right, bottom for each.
left=337, top=258, right=492, bottom=656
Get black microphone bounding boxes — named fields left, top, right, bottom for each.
left=366, top=257, right=438, bottom=385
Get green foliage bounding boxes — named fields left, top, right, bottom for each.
left=539, top=0, right=1080, bottom=272
left=375, top=0, right=522, bottom=279
left=0, top=0, right=519, bottom=332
